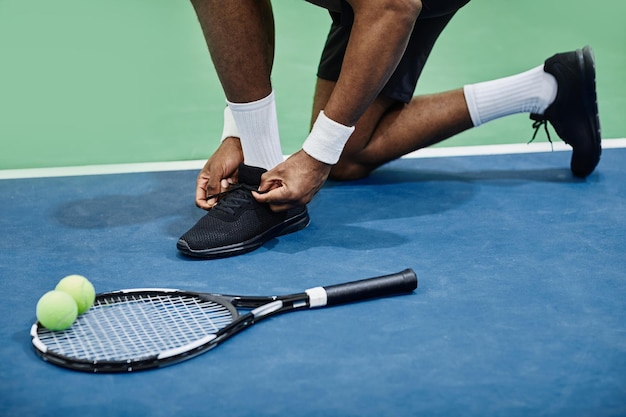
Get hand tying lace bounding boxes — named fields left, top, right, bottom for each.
left=206, top=184, right=258, bottom=215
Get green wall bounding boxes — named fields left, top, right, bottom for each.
left=1, top=0, right=623, bottom=169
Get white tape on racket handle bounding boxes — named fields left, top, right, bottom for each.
left=305, top=287, right=328, bottom=308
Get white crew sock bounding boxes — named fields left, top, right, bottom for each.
left=463, top=65, right=558, bottom=127
left=227, top=90, right=284, bottom=170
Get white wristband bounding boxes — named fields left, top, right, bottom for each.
left=220, top=105, right=240, bottom=142
left=302, top=111, right=355, bottom=165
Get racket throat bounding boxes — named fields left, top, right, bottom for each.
left=214, top=300, right=284, bottom=341
left=251, top=300, right=284, bottom=317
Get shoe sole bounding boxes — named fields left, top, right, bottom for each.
left=574, top=45, right=602, bottom=177
left=177, top=209, right=311, bottom=259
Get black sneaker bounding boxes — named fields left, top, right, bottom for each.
left=530, top=45, right=601, bottom=178
left=177, top=164, right=310, bottom=259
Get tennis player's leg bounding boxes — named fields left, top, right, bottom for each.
left=317, top=9, right=600, bottom=180
left=317, top=85, right=471, bottom=181
left=191, top=0, right=273, bottom=103
left=190, top=0, right=283, bottom=173
left=180, top=1, right=309, bottom=259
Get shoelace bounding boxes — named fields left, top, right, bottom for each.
left=207, top=184, right=258, bottom=215
left=529, top=114, right=554, bottom=150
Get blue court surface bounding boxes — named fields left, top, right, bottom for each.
left=1, top=146, right=625, bottom=417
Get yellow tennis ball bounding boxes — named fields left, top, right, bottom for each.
left=55, top=274, right=96, bottom=314
left=36, top=290, right=78, bottom=331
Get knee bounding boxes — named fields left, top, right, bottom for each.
left=386, top=0, right=423, bottom=20
left=405, top=0, right=423, bottom=15
left=355, top=0, right=422, bottom=23
left=382, top=0, right=422, bottom=35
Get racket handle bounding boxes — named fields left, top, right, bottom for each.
left=315, top=269, right=417, bottom=307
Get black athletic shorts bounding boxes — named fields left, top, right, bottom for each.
left=317, top=0, right=471, bottom=103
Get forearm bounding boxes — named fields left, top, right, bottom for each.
left=323, top=0, right=420, bottom=126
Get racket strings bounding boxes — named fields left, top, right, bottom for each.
left=35, top=293, right=234, bottom=362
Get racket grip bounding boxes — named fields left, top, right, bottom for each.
left=322, top=269, right=417, bottom=306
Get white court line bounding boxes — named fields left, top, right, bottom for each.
left=0, top=160, right=207, bottom=180
left=1, top=138, right=625, bottom=180
left=404, top=137, right=626, bottom=158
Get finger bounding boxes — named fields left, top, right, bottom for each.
left=196, top=191, right=216, bottom=209
left=195, top=177, right=213, bottom=210
left=252, top=188, right=295, bottom=212
left=200, top=176, right=237, bottom=209
left=204, top=169, right=231, bottom=200
left=221, top=178, right=236, bottom=189
left=205, top=175, right=221, bottom=197
left=253, top=193, right=293, bottom=212
left=253, top=187, right=284, bottom=204
left=195, top=166, right=224, bottom=210
left=257, top=175, right=282, bottom=194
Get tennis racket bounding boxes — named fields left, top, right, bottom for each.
left=31, top=269, right=417, bottom=373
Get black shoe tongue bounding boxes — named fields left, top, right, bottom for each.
left=237, top=164, right=266, bottom=187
